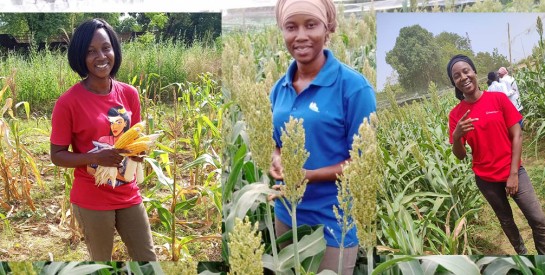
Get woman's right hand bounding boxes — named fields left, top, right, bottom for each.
left=93, top=148, right=128, bottom=167
left=269, top=154, right=284, bottom=180
left=453, top=110, right=479, bottom=141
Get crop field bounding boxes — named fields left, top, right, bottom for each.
left=221, top=4, right=545, bottom=275
left=0, top=36, right=223, bottom=273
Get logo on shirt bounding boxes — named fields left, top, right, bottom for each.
left=486, top=111, right=499, bottom=115
left=309, top=102, right=319, bottom=113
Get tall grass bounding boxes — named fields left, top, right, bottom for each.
left=0, top=39, right=221, bottom=114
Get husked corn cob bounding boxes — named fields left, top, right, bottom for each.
left=114, top=122, right=145, bottom=149
left=124, top=141, right=150, bottom=156
left=95, top=166, right=117, bottom=186
left=133, top=136, right=151, bottom=143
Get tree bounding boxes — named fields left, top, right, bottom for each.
left=473, top=49, right=509, bottom=76
left=386, top=24, right=442, bottom=94
left=162, top=13, right=221, bottom=45
left=0, top=13, right=121, bottom=44
left=119, top=13, right=220, bottom=45
left=435, top=31, right=474, bottom=87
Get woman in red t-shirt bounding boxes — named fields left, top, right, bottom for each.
left=447, top=54, right=545, bottom=254
left=50, top=18, right=156, bottom=261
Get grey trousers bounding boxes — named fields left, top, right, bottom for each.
left=275, top=218, right=358, bottom=274
left=72, top=202, right=157, bottom=261
left=476, top=166, right=545, bottom=254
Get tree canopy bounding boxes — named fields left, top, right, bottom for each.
left=386, top=24, right=442, bottom=93
left=385, top=24, right=509, bottom=93
left=0, top=13, right=120, bottom=43
left=0, top=12, right=221, bottom=46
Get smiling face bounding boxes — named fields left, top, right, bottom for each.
left=110, top=116, right=126, bottom=137
left=85, top=28, right=115, bottom=81
left=451, top=61, right=480, bottom=99
left=282, top=14, right=328, bottom=66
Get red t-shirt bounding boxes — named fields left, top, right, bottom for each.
left=50, top=80, right=142, bottom=210
left=449, top=91, right=522, bottom=182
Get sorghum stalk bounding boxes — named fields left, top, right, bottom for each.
left=334, top=169, right=355, bottom=275
left=336, top=113, right=382, bottom=275
left=280, top=117, right=309, bottom=275
left=229, top=77, right=279, bottom=268
left=228, top=217, right=265, bottom=275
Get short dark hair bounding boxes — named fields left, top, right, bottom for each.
left=68, top=18, right=122, bottom=78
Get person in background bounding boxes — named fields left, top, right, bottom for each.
left=268, top=0, right=376, bottom=273
left=487, top=71, right=508, bottom=95
left=50, top=18, right=156, bottom=261
left=448, top=54, right=545, bottom=255
left=498, top=66, right=522, bottom=112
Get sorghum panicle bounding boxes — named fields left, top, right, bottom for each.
left=228, top=217, right=264, bottom=275
left=280, top=117, right=309, bottom=205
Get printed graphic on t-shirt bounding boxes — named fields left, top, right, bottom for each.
left=86, top=105, right=132, bottom=187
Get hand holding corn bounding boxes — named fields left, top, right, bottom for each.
left=95, top=122, right=160, bottom=186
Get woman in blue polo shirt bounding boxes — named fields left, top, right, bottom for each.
left=269, top=0, right=376, bottom=273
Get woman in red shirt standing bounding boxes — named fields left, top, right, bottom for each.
left=50, top=18, right=156, bottom=260
left=448, top=54, right=545, bottom=254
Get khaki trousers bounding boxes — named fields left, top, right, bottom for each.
left=72, top=202, right=157, bottom=261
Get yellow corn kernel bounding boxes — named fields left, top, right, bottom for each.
left=124, top=141, right=150, bottom=155
left=133, top=136, right=151, bottom=143
left=114, top=122, right=144, bottom=149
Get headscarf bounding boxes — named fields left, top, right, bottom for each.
left=275, top=0, right=337, bottom=33
left=446, top=54, right=477, bottom=101
left=498, top=66, right=508, bottom=76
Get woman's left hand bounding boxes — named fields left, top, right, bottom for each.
left=506, top=173, right=519, bottom=196
left=129, top=155, right=144, bottom=162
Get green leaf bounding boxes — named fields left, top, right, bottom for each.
left=482, top=257, right=518, bottom=275
left=417, top=256, right=480, bottom=275
left=57, top=263, right=113, bottom=275
left=223, top=143, right=247, bottom=202
left=301, top=249, right=324, bottom=274
left=181, top=153, right=219, bottom=171
left=126, top=262, right=144, bottom=275
left=174, top=196, right=198, bottom=212
left=277, top=225, right=327, bottom=272
left=224, top=182, right=272, bottom=234
left=398, top=259, right=424, bottom=275
left=15, top=101, right=30, bottom=119
left=512, top=256, right=534, bottom=275
left=372, top=256, right=418, bottom=275
left=145, top=157, right=174, bottom=188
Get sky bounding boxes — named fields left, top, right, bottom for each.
left=377, top=12, right=545, bottom=91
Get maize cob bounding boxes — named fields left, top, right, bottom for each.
left=132, top=136, right=151, bottom=143
left=95, top=166, right=117, bottom=187
left=136, top=162, right=144, bottom=183
left=123, top=141, right=150, bottom=156
left=123, top=158, right=138, bottom=182
left=114, top=122, right=144, bottom=149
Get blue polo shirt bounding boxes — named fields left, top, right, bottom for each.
left=270, top=49, right=376, bottom=248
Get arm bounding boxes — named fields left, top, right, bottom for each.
left=304, top=158, right=350, bottom=182
left=452, top=137, right=467, bottom=160
left=451, top=110, right=478, bottom=160
left=505, top=123, right=522, bottom=195
left=50, top=143, right=126, bottom=168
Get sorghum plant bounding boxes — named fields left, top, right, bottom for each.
left=280, top=116, right=309, bottom=275
left=228, top=217, right=265, bottom=275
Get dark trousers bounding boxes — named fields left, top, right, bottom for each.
left=476, top=167, right=545, bottom=254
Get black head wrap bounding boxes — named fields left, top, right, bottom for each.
left=446, top=54, right=477, bottom=101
